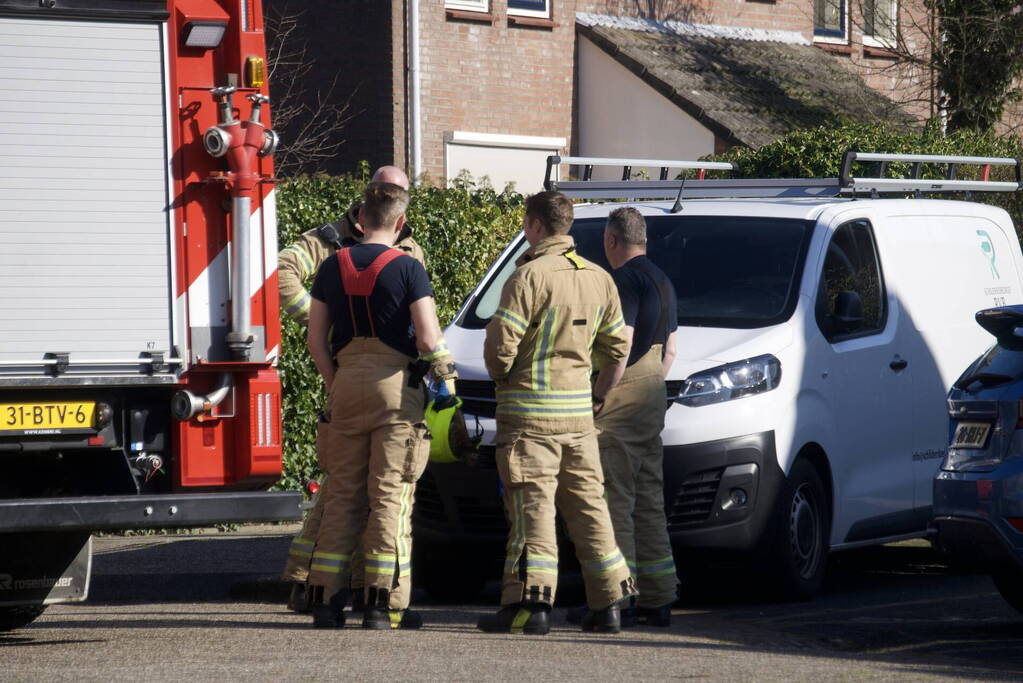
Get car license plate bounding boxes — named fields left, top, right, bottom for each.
left=0, top=402, right=96, bottom=434
left=952, top=421, right=991, bottom=449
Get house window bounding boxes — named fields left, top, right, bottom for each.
left=508, top=0, right=550, bottom=18
left=813, top=0, right=846, bottom=40
left=863, top=0, right=896, bottom=46
left=446, top=0, right=489, bottom=12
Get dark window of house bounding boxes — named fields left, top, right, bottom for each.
left=814, top=0, right=846, bottom=38
left=864, top=0, right=896, bottom=43
left=508, top=0, right=549, bottom=17
left=816, top=220, right=887, bottom=342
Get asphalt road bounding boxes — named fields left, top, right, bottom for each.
left=3, top=526, right=1023, bottom=681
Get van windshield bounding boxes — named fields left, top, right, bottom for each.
left=458, top=214, right=814, bottom=330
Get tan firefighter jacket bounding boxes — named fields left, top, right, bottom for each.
left=278, top=201, right=426, bottom=324
left=484, top=234, right=627, bottom=433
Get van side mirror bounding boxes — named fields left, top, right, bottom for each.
left=832, top=290, right=864, bottom=334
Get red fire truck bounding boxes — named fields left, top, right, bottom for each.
left=0, top=0, right=300, bottom=629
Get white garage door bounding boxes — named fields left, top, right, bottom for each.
left=0, top=16, right=172, bottom=371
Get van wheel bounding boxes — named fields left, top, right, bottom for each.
left=0, top=605, right=46, bottom=631
left=769, top=459, right=829, bottom=600
left=992, top=569, right=1023, bottom=613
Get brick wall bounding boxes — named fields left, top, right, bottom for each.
left=414, top=3, right=577, bottom=182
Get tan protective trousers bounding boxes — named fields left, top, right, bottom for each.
left=280, top=471, right=366, bottom=587
left=307, top=338, right=430, bottom=610
left=596, top=345, right=679, bottom=608
left=496, top=425, right=635, bottom=609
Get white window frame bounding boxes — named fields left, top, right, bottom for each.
left=507, top=0, right=551, bottom=19
left=445, top=0, right=489, bottom=12
left=862, top=0, right=897, bottom=48
left=813, top=0, right=849, bottom=44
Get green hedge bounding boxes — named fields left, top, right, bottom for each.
left=710, top=122, right=1023, bottom=236
left=274, top=171, right=523, bottom=491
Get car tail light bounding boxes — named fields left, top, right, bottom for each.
left=1007, top=518, right=1023, bottom=533
left=306, top=480, right=320, bottom=496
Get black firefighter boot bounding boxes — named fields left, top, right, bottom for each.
left=580, top=601, right=622, bottom=634
left=567, top=596, right=637, bottom=628
left=361, top=587, right=424, bottom=630
left=310, top=586, right=347, bottom=629
left=476, top=602, right=551, bottom=635
left=287, top=582, right=311, bottom=614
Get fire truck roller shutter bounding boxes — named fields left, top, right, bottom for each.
left=0, top=16, right=174, bottom=374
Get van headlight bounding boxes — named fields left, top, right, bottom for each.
left=677, top=355, right=781, bottom=407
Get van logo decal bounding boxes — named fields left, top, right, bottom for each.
left=978, top=230, right=1000, bottom=279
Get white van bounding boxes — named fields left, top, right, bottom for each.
left=413, top=152, right=1023, bottom=599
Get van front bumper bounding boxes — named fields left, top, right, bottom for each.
left=413, top=430, right=783, bottom=555
left=663, top=430, right=783, bottom=552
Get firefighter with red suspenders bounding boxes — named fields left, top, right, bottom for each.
left=305, top=181, right=456, bottom=629
left=278, top=166, right=424, bottom=613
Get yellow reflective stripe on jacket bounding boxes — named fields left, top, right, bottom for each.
left=283, top=244, right=315, bottom=276
left=531, top=308, right=558, bottom=391
left=497, top=388, right=592, bottom=418
left=493, top=306, right=528, bottom=333
left=581, top=549, right=627, bottom=576
left=283, top=290, right=312, bottom=320
left=599, top=316, right=625, bottom=336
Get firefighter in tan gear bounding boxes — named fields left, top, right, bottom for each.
left=570, top=207, right=680, bottom=628
left=305, top=181, right=454, bottom=629
left=478, top=191, right=637, bottom=635
left=278, top=166, right=425, bottom=612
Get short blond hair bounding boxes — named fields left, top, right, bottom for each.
left=361, top=182, right=409, bottom=229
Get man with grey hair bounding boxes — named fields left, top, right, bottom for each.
left=586, top=206, right=679, bottom=626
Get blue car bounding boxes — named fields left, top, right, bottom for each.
left=934, top=305, right=1023, bottom=613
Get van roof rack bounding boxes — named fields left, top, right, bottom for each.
left=543, top=152, right=1022, bottom=200
left=840, top=152, right=1022, bottom=195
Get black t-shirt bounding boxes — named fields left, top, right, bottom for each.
left=613, top=255, right=679, bottom=366
left=310, top=243, right=433, bottom=358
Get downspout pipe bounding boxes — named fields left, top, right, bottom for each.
left=409, top=0, right=422, bottom=184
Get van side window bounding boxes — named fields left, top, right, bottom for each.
left=816, top=220, right=886, bottom=341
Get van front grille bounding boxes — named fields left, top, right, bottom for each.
left=667, top=467, right=723, bottom=530
left=413, top=470, right=446, bottom=526
left=456, top=379, right=496, bottom=418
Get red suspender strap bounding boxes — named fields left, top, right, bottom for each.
left=336, top=247, right=405, bottom=337
left=337, top=247, right=403, bottom=295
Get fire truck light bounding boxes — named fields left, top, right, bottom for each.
left=183, top=21, right=227, bottom=49
left=245, top=56, right=267, bottom=88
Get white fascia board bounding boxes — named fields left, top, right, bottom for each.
left=445, top=131, right=567, bottom=150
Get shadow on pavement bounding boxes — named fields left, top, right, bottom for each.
left=78, top=533, right=1023, bottom=677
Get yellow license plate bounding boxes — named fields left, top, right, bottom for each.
left=0, top=402, right=96, bottom=433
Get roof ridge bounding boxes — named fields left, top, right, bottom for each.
left=575, top=11, right=810, bottom=46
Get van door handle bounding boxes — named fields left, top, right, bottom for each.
left=890, top=358, right=908, bottom=372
